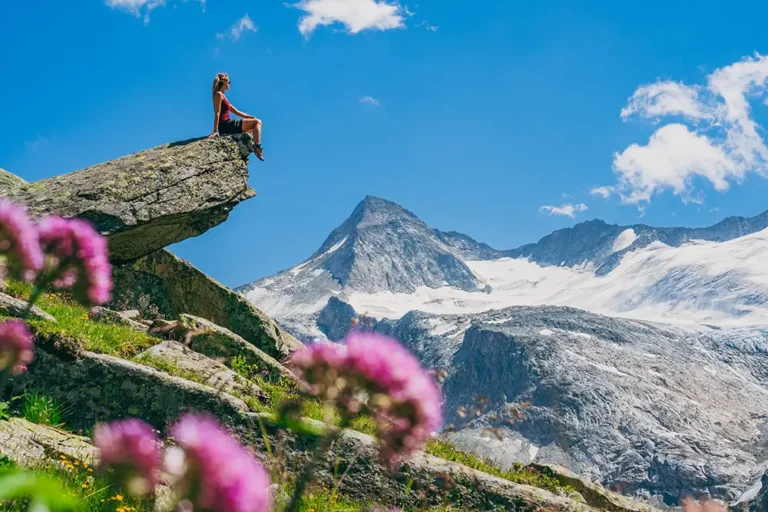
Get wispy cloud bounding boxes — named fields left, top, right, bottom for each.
left=230, top=14, right=257, bottom=40
left=293, top=0, right=405, bottom=37
left=105, top=0, right=203, bottom=24
left=215, top=32, right=225, bottom=40
left=416, top=20, right=438, bottom=32
left=539, top=203, right=588, bottom=218
left=360, top=96, right=381, bottom=107
left=590, top=186, right=613, bottom=199
left=606, top=53, right=768, bottom=207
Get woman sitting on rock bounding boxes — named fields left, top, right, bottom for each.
left=208, top=73, right=264, bottom=162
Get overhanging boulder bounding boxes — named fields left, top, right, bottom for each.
left=3, top=135, right=256, bottom=262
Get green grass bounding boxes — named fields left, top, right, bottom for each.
left=21, top=392, right=66, bottom=429
left=2, top=281, right=156, bottom=358
left=424, top=439, right=573, bottom=496
left=0, top=457, right=151, bottom=511
left=231, top=356, right=378, bottom=436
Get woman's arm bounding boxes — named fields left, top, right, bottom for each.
left=209, top=92, right=223, bottom=138
left=229, top=104, right=254, bottom=119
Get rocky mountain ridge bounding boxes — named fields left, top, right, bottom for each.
left=239, top=195, right=768, bottom=505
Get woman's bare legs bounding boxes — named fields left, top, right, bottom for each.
left=242, top=118, right=262, bottom=145
left=241, top=118, right=264, bottom=161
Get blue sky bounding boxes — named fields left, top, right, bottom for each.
left=4, top=1, right=768, bottom=288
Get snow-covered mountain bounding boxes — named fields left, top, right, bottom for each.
left=237, top=196, right=768, bottom=503
left=238, top=196, right=768, bottom=337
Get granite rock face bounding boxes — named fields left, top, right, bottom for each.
left=0, top=418, right=96, bottom=467
left=367, top=306, right=768, bottom=504
left=0, top=168, right=27, bottom=194
left=136, top=340, right=265, bottom=400
left=4, top=135, right=256, bottom=262
left=180, top=314, right=297, bottom=382
left=111, top=249, right=302, bottom=359
left=0, top=292, right=56, bottom=323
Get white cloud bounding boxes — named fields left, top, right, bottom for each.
left=231, top=14, right=257, bottom=40
left=615, top=53, right=768, bottom=206
left=105, top=0, right=203, bottom=23
left=539, top=203, right=588, bottom=218
left=360, top=96, right=381, bottom=106
left=590, top=186, right=613, bottom=199
left=294, top=0, right=405, bottom=36
left=215, top=32, right=225, bottom=40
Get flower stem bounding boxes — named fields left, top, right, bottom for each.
left=20, top=285, right=43, bottom=320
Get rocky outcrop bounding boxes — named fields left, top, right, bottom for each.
left=11, top=346, right=251, bottom=429
left=112, top=249, right=302, bottom=359
left=0, top=417, right=96, bottom=467
left=136, top=340, right=265, bottom=400
left=89, top=306, right=149, bottom=332
left=0, top=292, right=56, bottom=323
left=4, top=135, right=256, bottom=262
left=0, top=168, right=26, bottom=194
left=180, top=314, right=297, bottom=383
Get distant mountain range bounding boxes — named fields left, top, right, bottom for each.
left=237, top=196, right=768, bottom=336
left=236, top=196, right=768, bottom=504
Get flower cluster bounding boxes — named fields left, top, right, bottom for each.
left=0, top=319, right=34, bottom=374
left=93, top=419, right=161, bottom=497
left=167, top=414, right=272, bottom=512
left=290, top=332, right=443, bottom=464
left=0, top=200, right=44, bottom=280
left=38, top=216, right=112, bottom=306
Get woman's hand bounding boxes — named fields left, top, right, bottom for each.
left=208, top=132, right=219, bottom=139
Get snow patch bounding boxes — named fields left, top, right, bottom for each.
left=612, top=229, right=639, bottom=253
left=539, top=329, right=554, bottom=336
left=344, top=228, right=768, bottom=327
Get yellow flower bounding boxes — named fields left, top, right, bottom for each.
left=83, top=462, right=89, bottom=468
left=114, top=494, right=124, bottom=502
left=59, top=455, right=67, bottom=460
left=81, top=483, right=88, bottom=489
left=73, top=461, right=80, bottom=466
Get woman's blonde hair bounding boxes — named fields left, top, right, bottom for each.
left=212, top=73, right=229, bottom=97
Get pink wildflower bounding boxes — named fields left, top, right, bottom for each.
left=0, top=320, right=34, bottom=374
left=93, top=419, right=161, bottom=496
left=37, top=216, right=112, bottom=305
left=290, top=332, right=443, bottom=465
left=0, top=200, right=43, bottom=280
left=169, top=414, right=272, bottom=512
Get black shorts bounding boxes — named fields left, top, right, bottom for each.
left=219, top=119, right=243, bottom=135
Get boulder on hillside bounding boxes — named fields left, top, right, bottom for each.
left=0, top=417, right=95, bottom=468
left=0, top=292, right=56, bottom=323
left=0, top=168, right=27, bottom=194
left=4, top=135, right=256, bottom=262
left=136, top=340, right=266, bottom=401
left=180, top=314, right=297, bottom=383
left=89, top=306, right=149, bottom=332
left=111, top=249, right=302, bottom=359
